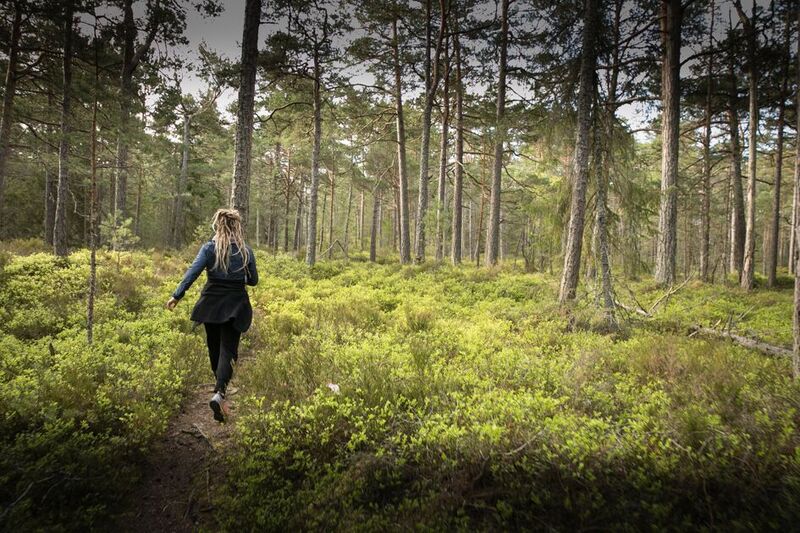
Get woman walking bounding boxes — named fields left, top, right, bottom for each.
left=166, top=208, right=258, bottom=422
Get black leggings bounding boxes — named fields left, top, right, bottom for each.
left=204, top=321, right=241, bottom=395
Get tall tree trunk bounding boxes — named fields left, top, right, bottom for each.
left=327, top=170, right=335, bottom=259
left=0, top=0, right=22, bottom=223
left=44, top=90, right=57, bottom=245
left=435, top=35, right=450, bottom=262
left=293, top=176, right=304, bottom=252
left=370, top=187, right=380, bottom=262
left=171, top=114, right=190, bottom=248
left=283, top=163, right=291, bottom=252
left=358, top=191, right=364, bottom=251
left=654, top=0, right=682, bottom=285
left=728, top=63, right=745, bottom=276
left=54, top=3, right=73, bottom=257
left=88, top=16, right=99, bottom=345
left=734, top=1, right=758, bottom=291
left=768, top=15, right=790, bottom=287
left=392, top=18, right=411, bottom=264
left=230, top=0, right=261, bottom=232
left=414, top=0, right=447, bottom=262
left=114, top=0, right=159, bottom=221
left=793, top=7, right=800, bottom=379
left=558, top=0, right=600, bottom=302
left=306, top=53, right=322, bottom=265
left=451, top=14, right=464, bottom=265
left=484, top=0, right=509, bottom=266
left=700, top=0, right=715, bottom=282
left=344, top=181, right=353, bottom=257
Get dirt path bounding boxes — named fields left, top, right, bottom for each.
left=113, top=376, right=245, bottom=532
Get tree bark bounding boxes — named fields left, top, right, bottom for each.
left=0, top=0, right=22, bottom=223
left=391, top=18, right=411, bottom=264
left=699, top=0, right=715, bottom=282
left=414, top=0, right=447, bottom=262
left=451, top=15, right=464, bottom=265
left=54, top=3, right=73, bottom=257
left=484, top=0, right=509, bottom=266
left=728, top=63, right=745, bottom=277
left=435, top=34, right=450, bottom=262
left=558, top=0, right=600, bottom=302
left=327, top=170, right=335, bottom=259
left=654, top=0, right=682, bottom=285
left=230, top=0, right=261, bottom=232
left=370, top=187, right=380, bottom=262
left=343, top=181, right=353, bottom=257
left=171, top=114, right=191, bottom=248
left=793, top=6, right=800, bottom=379
left=734, top=1, right=757, bottom=290
left=114, top=0, right=159, bottom=221
left=306, top=51, right=323, bottom=265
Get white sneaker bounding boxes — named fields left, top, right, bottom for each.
left=209, top=392, right=225, bottom=422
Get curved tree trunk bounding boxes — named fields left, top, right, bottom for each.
left=230, top=0, right=261, bottom=232
left=654, top=0, right=682, bottom=285
left=558, top=0, right=600, bottom=301
left=484, top=0, right=510, bottom=266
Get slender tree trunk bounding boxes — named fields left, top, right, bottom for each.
left=293, top=176, right=304, bottom=252
left=654, top=0, right=682, bottom=285
left=88, top=16, right=99, bottom=345
left=728, top=64, right=745, bottom=276
left=319, top=183, right=327, bottom=253
left=44, top=90, right=57, bottom=244
left=414, top=0, right=447, bottom=262
left=435, top=35, right=450, bottom=262
left=171, top=114, right=190, bottom=248
left=344, top=181, right=353, bottom=257
left=283, top=170, right=291, bottom=252
left=358, top=191, right=364, bottom=251
left=0, top=0, right=22, bottom=223
left=327, top=170, right=335, bottom=259
left=306, top=51, right=322, bottom=265
left=391, top=19, right=411, bottom=264
left=230, top=0, right=261, bottom=232
left=451, top=15, right=464, bottom=265
left=768, top=16, right=790, bottom=287
left=54, top=3, right=73, bottom=257
left=793, top=7, right=800, bottom=379
left=370, top=187, right=380, bottom=262
left=485, top=0, right=509, bottom=266
left=558, top=0, right=600, bottom=302
left=700, top=0, right=715, bottom=282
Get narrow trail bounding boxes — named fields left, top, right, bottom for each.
left=114, top=360, right=250, bottom=532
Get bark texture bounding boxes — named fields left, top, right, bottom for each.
left=558, top=0, right=599, bottom=301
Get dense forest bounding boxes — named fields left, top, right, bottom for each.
left=1, top=0, right=800, bottom=530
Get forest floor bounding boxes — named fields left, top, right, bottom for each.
left=113, top=360, right=249, bottom=533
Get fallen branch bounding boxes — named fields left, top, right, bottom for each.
left=689, top=325, right=792, bottom=358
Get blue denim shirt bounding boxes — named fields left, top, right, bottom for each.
left=172, top=240, right=258, bottom=300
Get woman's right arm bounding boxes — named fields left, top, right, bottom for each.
left=171, top=243, right=212, bottom=301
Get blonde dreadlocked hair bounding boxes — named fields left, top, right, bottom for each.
left=211, top=208, right=250, bottom=274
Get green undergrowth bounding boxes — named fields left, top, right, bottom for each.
left=624, top=275, right=794, bottom=346
left=0, top=244, right=206, bottom=531
left=1, top=245, right=798, bottom=531
left=214, top=254, right=800, bottom=531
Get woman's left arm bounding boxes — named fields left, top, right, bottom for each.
left=246, top=247, right=258, bottom=286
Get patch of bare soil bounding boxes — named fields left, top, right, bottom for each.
left=113, top=379, right=244, bottom=532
